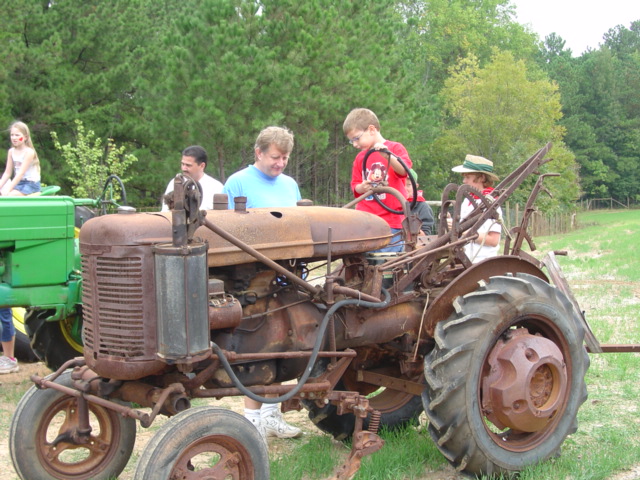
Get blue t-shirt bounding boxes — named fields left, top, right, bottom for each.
left=223, top=164, right=301, bottom=209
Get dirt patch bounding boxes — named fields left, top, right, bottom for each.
left=608, top=466, right=640, bottom=480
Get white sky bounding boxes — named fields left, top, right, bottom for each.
left=511, top=0, right=640, bottom=55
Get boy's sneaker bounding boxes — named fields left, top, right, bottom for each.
left=262, top=410, right=302, bottom=438
left=0, top=356, right=19, bottom=374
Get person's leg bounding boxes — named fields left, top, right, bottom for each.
left=244, top=393, right=302, bottom=439
left=244, top=397, right=265, bottom=439
left=372, top=228, right=404, bottom=254
left=0, top=308, right=19, bottom=374
left=9, top=180, right=41, bottom=197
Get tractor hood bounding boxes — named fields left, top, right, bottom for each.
left=79, top=206, right=392, bottom=266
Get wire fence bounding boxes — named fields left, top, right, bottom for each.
left=502, top=203, right=577, bottom=237
left=580, top=197, right=636, bottom=210
left=429, top=201, right=578, bottom=238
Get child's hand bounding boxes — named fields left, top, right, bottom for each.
left=357, top=180, right=373, bottom=194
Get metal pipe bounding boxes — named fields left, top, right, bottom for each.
left=30, top=374, right=152, bottom=425
left=224, top=350, right=357, bottom=362
left=588, top=344, right=640, bottom=353
left=332, top=284, right=382, bottom=303
left=192, top=380, right=332, bottom=398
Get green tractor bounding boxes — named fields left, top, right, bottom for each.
left=0, top=177, right=128, bottom=370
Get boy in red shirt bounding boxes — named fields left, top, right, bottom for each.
left=343, top=108, right=412, bottom=252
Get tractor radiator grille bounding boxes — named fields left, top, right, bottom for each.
left=82, top=255, right=146, bottom=358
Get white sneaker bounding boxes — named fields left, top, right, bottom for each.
left=0, top=356, right=19, bottom=374
left=262, top=410, right=302, bottom=438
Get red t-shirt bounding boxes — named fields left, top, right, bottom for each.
left=350, top=140, right=412, bottom=229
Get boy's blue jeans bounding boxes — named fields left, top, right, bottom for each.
left=372, top=228, right=404, bottom=253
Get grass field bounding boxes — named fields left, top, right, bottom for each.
left=1, top=209, right=639, bottom=479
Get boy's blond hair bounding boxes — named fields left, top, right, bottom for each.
left=343, top=108, right=380, bottom=134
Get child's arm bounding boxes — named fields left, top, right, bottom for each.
left=5, top=148, right=35, bottom=193
left=0, top=150, right=14, bottom=193
left=351, top=156, right=371, bottom=196
left=474, top=230, right=501, bottom=247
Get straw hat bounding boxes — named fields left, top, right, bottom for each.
left=452, top=155, right=499, bottom=181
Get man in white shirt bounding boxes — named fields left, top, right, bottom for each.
left=161, top=145, right=223, bottom=211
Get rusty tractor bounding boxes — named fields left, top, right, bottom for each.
left=9, top=144, right=636, bottom=479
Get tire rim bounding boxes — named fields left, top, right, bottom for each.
left=37, top=396, right=123, bottom=478
left=170, top=435, right=256, bottom=480
left=478, top=317, right=572, bottom=451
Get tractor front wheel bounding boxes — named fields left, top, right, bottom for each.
left=10, top=371, right=136, bottom=480
left=134, top=407, right=269, bottom=480
left=305, top=359, right=424, bottom=440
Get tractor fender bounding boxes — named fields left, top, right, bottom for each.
left=424, top=255, right=548, bottom=337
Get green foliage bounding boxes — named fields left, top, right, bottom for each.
left=431, top=50, right=580, bottom=208
left=403, top=0, right=538, bottom=87
left=51, top=120, right=138, bottom=199
left=2, top=0, right=636, bottom=209
left=542, top=21, right=640, bottom=202
left=133, top=0, right=412, bottom=205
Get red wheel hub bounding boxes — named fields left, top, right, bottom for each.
left=482, top=328, right=567, bottom=433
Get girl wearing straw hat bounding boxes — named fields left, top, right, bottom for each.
left=452, top=155, right=502, bottom=263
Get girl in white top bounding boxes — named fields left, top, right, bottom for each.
left=0, top=121, right=41, bottom=196
left=451, top=155, right=502, bottom=263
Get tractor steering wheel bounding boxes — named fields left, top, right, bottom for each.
left=361, top=148, right=416, bottom=215
left=96, top=175, right=128, bottom=215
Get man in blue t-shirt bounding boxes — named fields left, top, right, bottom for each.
left=223, top=126, right=301, bottom=209
left=223, top=126, right=303, bottom=441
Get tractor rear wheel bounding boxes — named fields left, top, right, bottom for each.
left=422, top=273, right=589, bottom=477
left=305, top=359, right=424, bottom=440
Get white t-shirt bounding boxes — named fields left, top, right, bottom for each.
left=11, top=148, right=40, bottom=182
left=161, top=173, right=223, bottom=211
left=460, top=197, right=502, bottom=263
